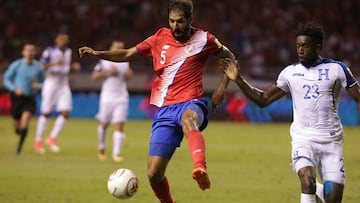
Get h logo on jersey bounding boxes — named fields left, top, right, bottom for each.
left=318, top=69, right=329, bottom=81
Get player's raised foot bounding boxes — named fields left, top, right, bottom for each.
left=112, top=155, right=125, bottom=163
left=192, top=167, right=210, bottom=190
left=46, top=136, right=60, bottom=152
left=34, top=141, right=45, bottom=154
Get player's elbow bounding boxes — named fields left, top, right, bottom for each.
left=253, top=97, right=272, bottom=108
left=91, top=74, right=99, bottom=81
left=256, top=101, right=268, bottom=108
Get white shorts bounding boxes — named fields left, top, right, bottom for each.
left=291, top=138, right=345, bottom=185
left=41, top=84, right=72, bottom=113
left=96, top=101, right=128, bottom=124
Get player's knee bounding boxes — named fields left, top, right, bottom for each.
left=42, top=113, right=51, bottom=118
left=147, top=169, right=164, bottom=185
left=181, top=110, right=200, bottom=134
left=60, top=112, right=70, bottom=119
left=298, top=167, right=316, bottom=193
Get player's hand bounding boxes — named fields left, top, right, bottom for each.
left=14, top=88, right=23, bottom=96
left=54, top=59, right=64, bottom=65
left=32, top=83, right=41, bottom=91
left=211, top=88, right=225, bottom=111
left=71, top=62, right=81, bottom=72
left=78, top=46, right=96, bottom=58
left=220, top=58, right=239, bottom=81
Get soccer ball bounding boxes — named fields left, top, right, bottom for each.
left=107, top=168, right=139, bottom=199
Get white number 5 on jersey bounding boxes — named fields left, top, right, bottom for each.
left=160, top=50, right=166, bottom=65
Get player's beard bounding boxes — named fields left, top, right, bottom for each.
left=172, top=27, right=191, bottom=42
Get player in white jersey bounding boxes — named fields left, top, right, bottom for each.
left=218, top=22, right=360, bottom=203
left=91, top=41, right=133, bottom=163
left=34, top=33, right=80, bottom=153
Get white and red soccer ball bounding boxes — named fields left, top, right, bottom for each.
left=107, top=168, right=139, bottom=199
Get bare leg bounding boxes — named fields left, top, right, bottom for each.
left=148, top=156, right=175, bottom=203
left=298, top=166, right=316, bottom=203
left=16, top=111, right=32, bottom=155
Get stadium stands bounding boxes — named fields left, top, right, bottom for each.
left=0, top=0, right=359, bottom=78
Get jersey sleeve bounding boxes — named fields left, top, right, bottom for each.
left=93, top=61, right=103, bottom=72
left=3, top=60, right=19, bottom=92
left=136, top=34, right=157, bottom=57
left=202, top=32, right=223, bottom=55
left=276, top=67, right=290, bottom=93
left=40, top=47, right=51, bottom=63
left=338, top=62, right=358, bottom=88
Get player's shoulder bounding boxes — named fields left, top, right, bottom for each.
left=276, top=62, right=301, bottom=78
left=316, top=57, right=347, bottom=68
left=8, top=58, right=23, bottom=69
left=46, top=45, right=58, bottom=51
left=316, top=57, right=353, bottom=77
left=154, top=27, right=171, bottom=36
left=42, top=46, right=56, bottom=55
left=33, top=60, right=44, bottom=68
left=282, top=62, right=300, bottom=71
left=13, top=58, right=24, bottom=64
left=192, top=26, right=214, bottom=36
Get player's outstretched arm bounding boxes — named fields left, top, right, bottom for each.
left=221, top=58, right=286, bottom=108
left=211, top=46, right=236, bottom=110
left=211, top=73, right=229, bottom=111
left=79, top=46, right=138, bottom=62
left=235, top=77, right=285, bottom=108
left=346, top=83, right=360, bottom=116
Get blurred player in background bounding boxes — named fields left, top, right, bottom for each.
left=79, top=0, right=235, bottom=202
left=34, top=33, right=80, bottom=154
left=91, top=41, right=133, bottom=163
left=219, top=22, right=360, bottom=203
left=3, top=43, right=45, bottom=155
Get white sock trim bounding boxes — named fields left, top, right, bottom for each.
left=300, top=193, right=316, bottom=203
left=112, top=131, right=125, bottom=156
left=35, top=115, right=48, bottom=141
left=97, top=125, right=107, bottom=150
left=50, top=115, right=66, bottom=138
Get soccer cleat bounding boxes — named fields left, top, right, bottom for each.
left=112, top=155, right=125, bottom=163
left=98, top=153, right=106, bottom=161
left=34, top=141, right=45, bottom=154
left=192, top=167, right=210, bottom=190
left=46, top=136, right=60, bottom=152
left=315, top=196, right=324, bottom=203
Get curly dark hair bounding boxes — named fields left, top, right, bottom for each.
left=168, top=0, right=193, bottom=19
left=295, top=22, right=325, bottom=47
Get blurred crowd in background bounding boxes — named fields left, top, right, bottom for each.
left=1, top=0, right=359, bottom=79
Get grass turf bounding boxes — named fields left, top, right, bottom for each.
left=0, top=117, right=359, bottom=203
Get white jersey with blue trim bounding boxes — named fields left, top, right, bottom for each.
left=41, top=46, right=72, bottom=85
left=94, top=60, right=130, bottom=103
left=276, top=57, right=358, bottom=141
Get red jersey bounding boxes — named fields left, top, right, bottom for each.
left=136, top=27, right=223, bottom=107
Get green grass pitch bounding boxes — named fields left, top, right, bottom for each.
left=0, top=117, right=359, bottom=203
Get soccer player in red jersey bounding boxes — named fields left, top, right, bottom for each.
left=79, top=0, right=235, bottom=202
